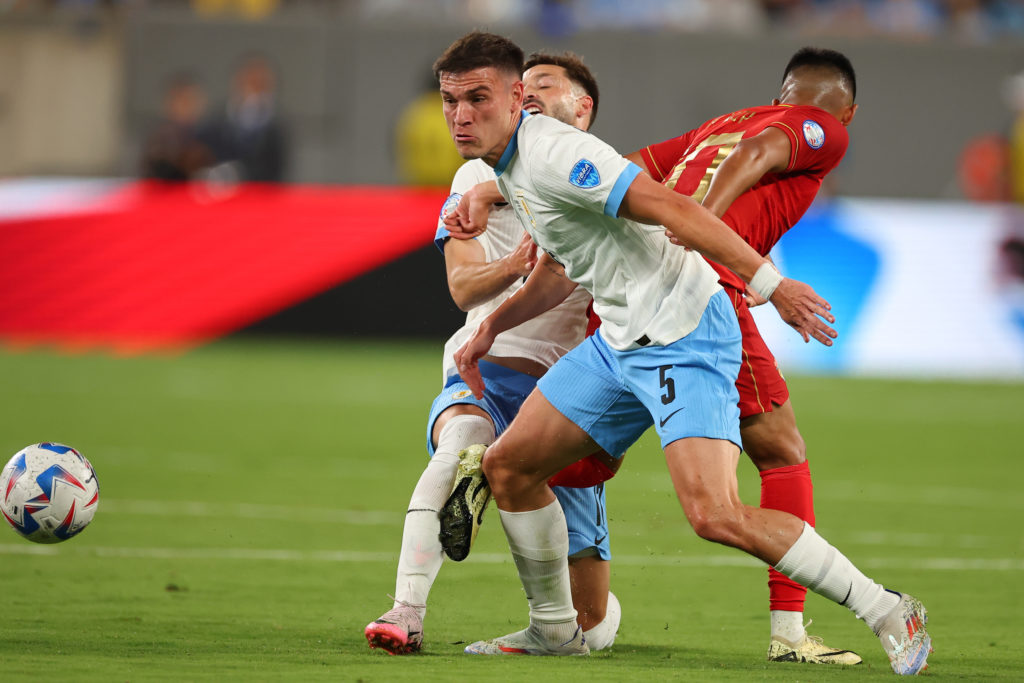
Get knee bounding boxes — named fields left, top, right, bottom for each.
left=481, top=444, right=532, bottom=496
left=683, top=501, right=745, bottom=546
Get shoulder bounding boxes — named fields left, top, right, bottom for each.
left=774, top=105, right=848, bottom=150
left=451, top=159, right=495, bottom=192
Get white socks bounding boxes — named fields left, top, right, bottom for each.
left=500, top=500, right=579, bottom=642
left=774, top=522, right=900, bottom=633
left=584, top=591, right=621, bottom=650
left=770, top=610, right=805, bottom=643
left=393, top=414, right=494, bottom=616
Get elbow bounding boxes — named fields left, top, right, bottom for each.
left=449, top=289, right=474, bottom=312
left=449, top=281, right=484, bottom=312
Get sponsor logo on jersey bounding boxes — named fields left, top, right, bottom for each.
left=569, top=159, right=601, bottom=188
left=802, top=120, right=825, bottom=149
left=452, top=389, right=473, bottom=399
left=437, top=192, right=463, bottom=231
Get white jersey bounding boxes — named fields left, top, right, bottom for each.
left=493, top=113, right=722, bottom=351
left=437, top=159, right=591, bottom=381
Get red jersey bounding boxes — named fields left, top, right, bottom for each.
left=639, top=104, right=848, bottom=290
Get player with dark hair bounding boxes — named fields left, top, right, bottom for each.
left=436, top=31, right=931, bottom=674
left=524, top=51, right=600, bottom=126
left=364, top=40, right=620, bottom=656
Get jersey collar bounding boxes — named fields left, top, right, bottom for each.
left=494, top=110, right=530, bottom=177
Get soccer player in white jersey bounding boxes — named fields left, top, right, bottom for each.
left=364, top=50, right=621, bottom=656
left=434, top=31, right=931, bottom=675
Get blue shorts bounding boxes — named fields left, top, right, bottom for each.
left=538, top=289, right=742, bottom=458
left=554, top=483, right=610, bottom=561
left=425, top=360, right=537, bottom=457
left=425, top=360, right=610, bottom=558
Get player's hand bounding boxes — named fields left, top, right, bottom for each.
left=453, top=324, right=497, bottom=399
left=443, top=186, right=491, bottom=240
left=768, top=278, right=837, bottom=346
left=663, top=229, right=693, bottom=251
left=744, top=286, right=768, bottom=308
left=505, top=233, right=537, bottom=278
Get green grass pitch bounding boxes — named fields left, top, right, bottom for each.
left=0, top=339, right=1022, bottom=681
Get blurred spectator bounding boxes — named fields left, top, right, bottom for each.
left=140, top=73, right=215, bottom=181
left=957, top=134, right=1011, bottom=201
left=204, top=54, right=289, bottom=182
left=393, top=76, right=465, bottom=187
left=1008, top=70, right=1024, bottom=203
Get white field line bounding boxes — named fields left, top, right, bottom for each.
left=0, top=543, right=1021, bottom=571
left=99, top=500, right=1015, bottom=551
left=820, top=481, right=1024, bottom=511
left=100, top=499, right=399, bottom=525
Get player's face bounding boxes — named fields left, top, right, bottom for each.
left=440, top=67, right=524, bottom=165
left=522, top=65, right=588, bottom=131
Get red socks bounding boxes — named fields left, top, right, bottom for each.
left=760, top=460, right=815, bottom=612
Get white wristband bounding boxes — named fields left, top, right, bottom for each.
left=750, top=262, right=783, bottom=301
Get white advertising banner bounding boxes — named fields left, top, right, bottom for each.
left=751, top=199, right=1024, bottom=380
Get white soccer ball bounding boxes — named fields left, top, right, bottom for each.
left=0, top=443, right=99, bottom=544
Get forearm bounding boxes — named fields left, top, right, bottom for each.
left=479, top=255, right=577, bottom=338
left=471, top=180, right=506, bottom=205
left=700, top=150, right=767, bottom=218
left=448, top=257, right=526, bottom=311
left=620, top=174, right=767, bottom=283
left=702, top=131, right=790, bottom=217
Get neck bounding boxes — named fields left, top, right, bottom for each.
left=482, top=112, right=521, bottom=167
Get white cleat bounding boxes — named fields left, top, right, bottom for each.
left=465, top=624, right=589, bottom=656
left=875, top=592, right=932, bottom=675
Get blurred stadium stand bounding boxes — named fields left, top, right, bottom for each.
left=0, top=1, right=1022, bottom=377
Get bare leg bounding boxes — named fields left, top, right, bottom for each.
left=741, top=401, right=814, bottom=636
left=484, top=390, right=601, bottom=511
left=472, top=390, right=601, bottom=652
left=664, top=437, right=802, bottom=564
left=663, top=437, right=904, bottom=644
left=568, top=555, right=608, bottom=631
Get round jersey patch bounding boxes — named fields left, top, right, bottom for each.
left=451, top=389, right=473, bottom=400
left=802, top=120, right=825, bottom=149
left=569, top=159, right=601, bottom=188
left=438, top=192, right=463, bottom=230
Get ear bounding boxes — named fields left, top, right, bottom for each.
left=840, top=103, right=858, bottom=127
left=771, top=98, right=782, bottom=106
left=511, top=80, right=524, bottom=110
left=576, top=95, right=594, bottom=126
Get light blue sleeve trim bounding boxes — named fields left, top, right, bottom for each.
left=433, top=224, right=451, bottom=253
left=434, top=225, right=480, bottom=253
left=603, top=162, right=643, bottom=217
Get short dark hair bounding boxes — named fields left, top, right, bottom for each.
left=433, top=31, right=524, bottom=82
left=524, top=51, right=600, bottom=126
left=783, top=47, right=857, bottom=101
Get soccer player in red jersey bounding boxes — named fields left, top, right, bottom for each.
left=624, top=47, right=862, bottom=665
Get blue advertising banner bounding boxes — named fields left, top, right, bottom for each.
left=751, top=199, right=1024, bottom=380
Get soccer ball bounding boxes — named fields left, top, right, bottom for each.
left=0, top=443, right=99, bottom=544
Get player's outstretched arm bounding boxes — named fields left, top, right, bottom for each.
left=618, top=173, right=837, bottom=345
left=443, top=180, right=506, bottom=240
left=454, top=253, right=578, bottom=397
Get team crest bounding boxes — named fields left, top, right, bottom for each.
left=438, top=192, right=463, bottom=230
left=569, top=159, right=600, bottom=188
left=451, top=389, right=473, bottom=399
left=802, top=120, right=825, bottom=149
